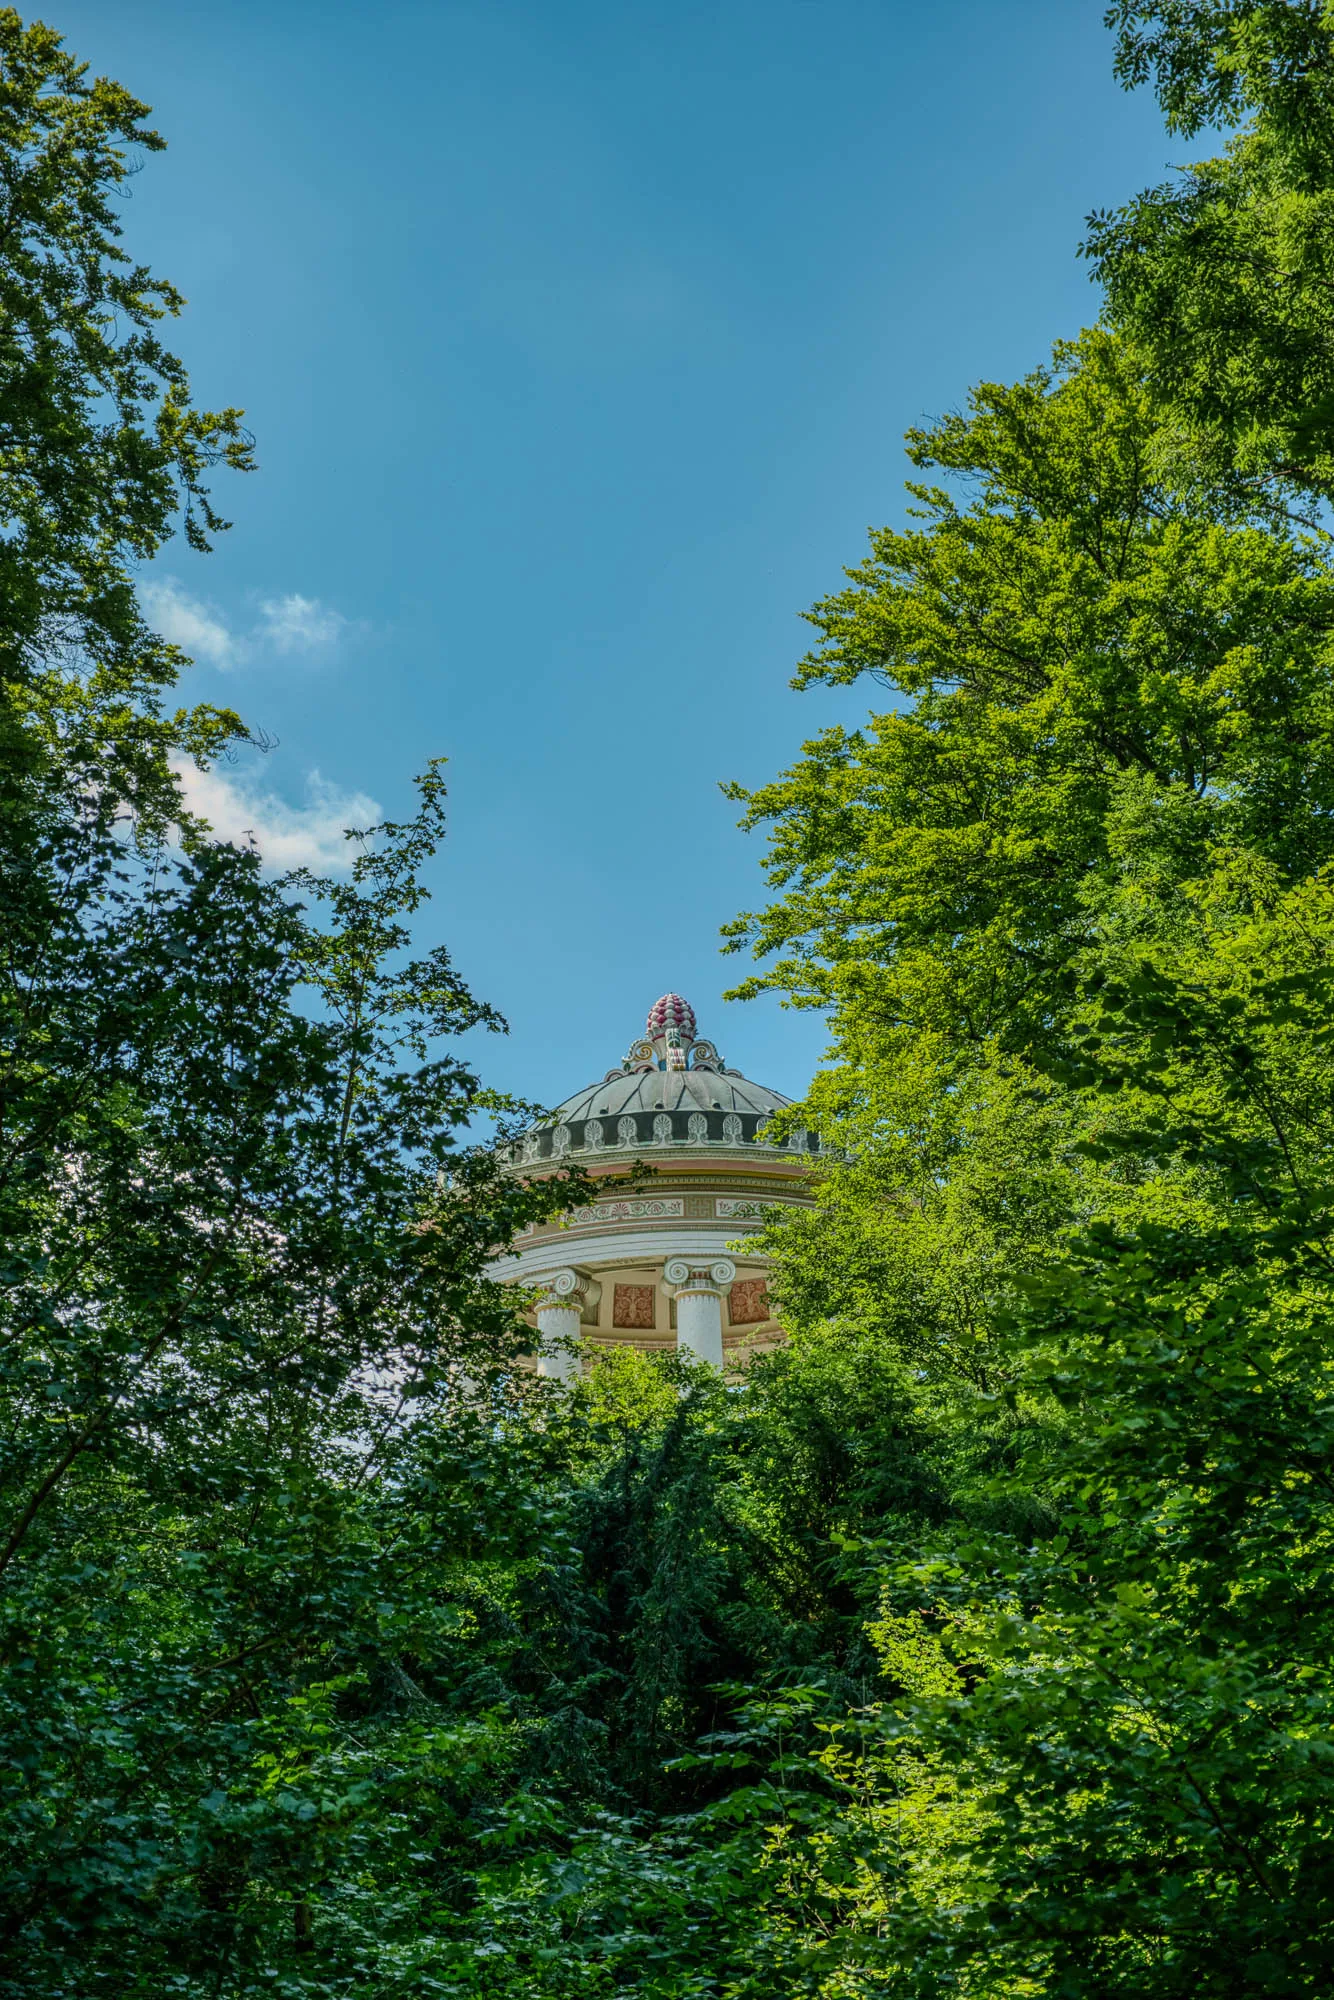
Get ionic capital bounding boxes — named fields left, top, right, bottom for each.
left=663, top=1256, right=736, bottom=1296
left=535, top=1268, right=599, bottom=1314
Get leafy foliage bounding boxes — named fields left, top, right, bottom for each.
left=0, top=7, right=254, bottom=823
left=1093, top=1, right=1334, bottom=504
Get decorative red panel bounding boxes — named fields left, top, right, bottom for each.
left=728, top=1278, right=770, bottom=1326
left=613, top=1283, right=657, bottom=1330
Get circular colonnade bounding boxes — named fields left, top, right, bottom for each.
left=492, top=993, right=819, bottom=1374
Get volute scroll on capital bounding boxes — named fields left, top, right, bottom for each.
left=536, top=1268, right=600, bottom=1314
left=664, top=1256, right=737, bottom=1293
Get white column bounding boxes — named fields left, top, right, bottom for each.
left=664, top=1258, right=735, bottom=1369
left=534, top=1269, right=590, bottom=1382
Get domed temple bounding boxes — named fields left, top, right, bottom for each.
left=492, top=994, right=822, bottom=1377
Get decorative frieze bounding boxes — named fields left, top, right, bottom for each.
left=571, top=1197, right=685, bottom=1223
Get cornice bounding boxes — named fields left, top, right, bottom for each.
left=492, top=1225, right=775, bottom=1285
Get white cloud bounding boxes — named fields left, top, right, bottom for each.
left=171, top=756, right=381, bottom=874
left=140, top=579, right=347, bottom=669
left=141, top=578, right=238, bottom=667
left=258, top=593, right=346, bottom=654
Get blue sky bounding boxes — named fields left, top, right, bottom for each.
left=55, top=0, right=1175, bottom=1110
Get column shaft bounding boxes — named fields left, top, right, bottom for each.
left=536, top=1301, right=582, bottom=1381
left=675, top=1287, right=724, bottom=1369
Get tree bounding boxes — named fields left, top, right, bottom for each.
left=0, top=761, right=595, bottom=1991
left=0, top=15, right=592, bottom=1988
left=0, top=7, right=254, bottom=826
left=700, top=14, right=1334, bottom=1990
left=697, top=869, right=1334, bottom=1996
left=1092, top=2, right=1334, bottom=507
left=724, top=328, right=1334, bottom=1135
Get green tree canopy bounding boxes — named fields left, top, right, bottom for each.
left=0, top=8, right=255, bottom=825
left=1092, top=1, right=1334, bottom=504
left=725, top=329, right=1334, bottom=1137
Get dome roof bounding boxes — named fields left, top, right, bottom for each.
left=552, top=1063, right=790, bottom=1126
left=510, top=996, right=819, bottom=1166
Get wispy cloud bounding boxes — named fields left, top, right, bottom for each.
left=171, top=756, right=380, bottom=874
left=258, top=593, right=346, bottom=653
left=141, top=577, right=238, bottom=667
left=141, top=578, right=347, bottom=670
